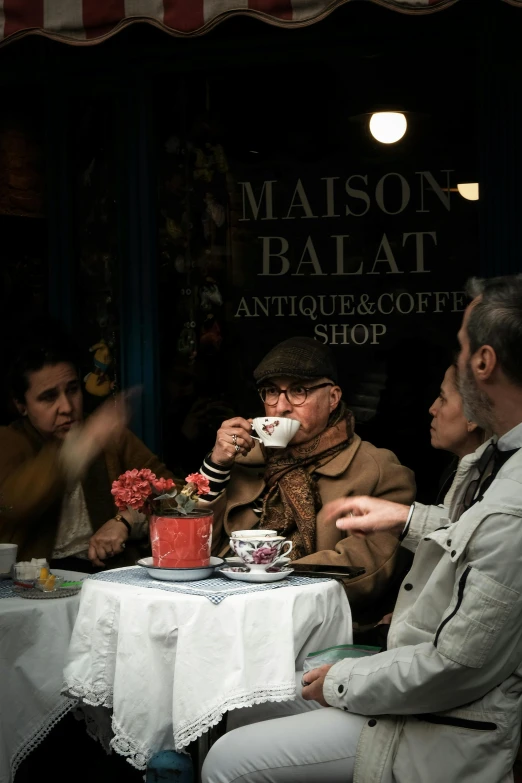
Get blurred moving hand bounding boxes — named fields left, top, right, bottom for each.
left=63, top=391, right=134, bottom=481
left=321, top=496, right=410, bottom=539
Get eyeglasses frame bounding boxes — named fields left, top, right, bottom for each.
left=258, top=382, right=334, bottom=407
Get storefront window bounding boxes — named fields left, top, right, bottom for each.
left=0, top=95, right=47, bottom=423
left=154, top=7, right=479, bottom=500
left=71, top=96, right=122, bottom=415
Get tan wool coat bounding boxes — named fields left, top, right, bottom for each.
left=0, top=418, right=173, bottom=566
left=206, top=435, right=416, bottom=618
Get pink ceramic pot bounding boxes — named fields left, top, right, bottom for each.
left=149, top=511, right=213, bottom=568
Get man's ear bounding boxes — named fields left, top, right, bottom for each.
left=472, top=345, right=497, bottom=382
left=467, top=420, right=479, bottom=433
left=329, top=385, right=342, bottom=411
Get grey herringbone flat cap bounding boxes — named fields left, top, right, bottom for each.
left=254, top=336, right=338, bottom=385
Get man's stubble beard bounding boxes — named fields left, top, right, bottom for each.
left=458, top=360, right=495, bottom=433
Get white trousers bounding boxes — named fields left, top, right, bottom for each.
left=201, top=673, right=366, bottom=783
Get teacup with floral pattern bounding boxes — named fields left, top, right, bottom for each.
left=251, top=417, right=300, bottom=448
left=229, top=535, right=293, bottom=572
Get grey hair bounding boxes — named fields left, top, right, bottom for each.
left=465, top=275, right=522, bottom=387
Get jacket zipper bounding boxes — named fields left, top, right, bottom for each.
left=415, top=714, right=497, bottom=731
left=434, top=565, right=471, bottom=647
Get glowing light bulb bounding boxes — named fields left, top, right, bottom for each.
left=369, top=112, right=407, bottom=144
left=457, top=183, right=479, bottom=201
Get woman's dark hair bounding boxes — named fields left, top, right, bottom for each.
left=8, top=321, right=80, bottom=404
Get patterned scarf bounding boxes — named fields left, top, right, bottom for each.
left=259, top=402, right=354, bottom=560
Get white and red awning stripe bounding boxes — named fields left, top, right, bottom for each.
left=0, top=0, right=519, bottom=46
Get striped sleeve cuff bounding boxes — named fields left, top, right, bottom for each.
left=199, top=453, right=232, bottom=499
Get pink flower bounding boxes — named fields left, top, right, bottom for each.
left=111, top=469, right=160, bottom=513
left=152, top=477, right=176, bottom=494
left=185, top=473, right=210, bottom=496
left=252, top=545, right=278, bottom=564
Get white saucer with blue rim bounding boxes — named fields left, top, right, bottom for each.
left=219, top=566, right=294, bottom=583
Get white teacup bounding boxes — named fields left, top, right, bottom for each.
left=251, top=417, right=300, bottom=448
left=0, top=543, right=17, bottom=576
left=230, top=535, right=293, bottom=572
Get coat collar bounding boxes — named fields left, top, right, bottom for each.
left=430, top=437, right=521, bottom=563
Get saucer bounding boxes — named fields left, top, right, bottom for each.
left=219, top=566, right=294, bottom=583
left=137, top=556, right=225, bottom=582
left=225, top=556, right=291, bottom=568
left=13, top=585, right=82, bottom=599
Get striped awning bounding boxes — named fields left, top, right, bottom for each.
left=0, top=0, right=520, bottom=46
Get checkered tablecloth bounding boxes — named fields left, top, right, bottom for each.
left=0, top=579, right=15, bottom=599
left=90, top=566, right=332, bottom=604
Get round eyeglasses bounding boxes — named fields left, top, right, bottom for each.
left=258, top=382, right=333, bottom=407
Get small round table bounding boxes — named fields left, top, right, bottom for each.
left=63, top=568, right=352, bottom=770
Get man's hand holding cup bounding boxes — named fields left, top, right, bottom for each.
left=210, top=417, right=256, bottom=467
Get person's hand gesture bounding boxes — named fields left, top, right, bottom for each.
left=65, top=392, right=131, bottom=473
left=302, top=665, right=333, bottom=707
left=88, top=517, right=129, bottom=567
left=322, top=496, right=411, bottom=538
left=210, top=416, right=256, bottom=467
left=80, top=393, right=130, bottom=452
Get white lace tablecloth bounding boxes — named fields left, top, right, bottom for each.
left=62, top=571, right=352, bottom=769
left=0, top=569, right=89, bottom=783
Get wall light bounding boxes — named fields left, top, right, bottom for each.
left=369, top=112, right=407, bottom=144
left=456, top=183, right=479, bottom=201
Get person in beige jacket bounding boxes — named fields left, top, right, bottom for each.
left=198, top=336, right=415, bottom=620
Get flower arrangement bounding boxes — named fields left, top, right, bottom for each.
left=111, top=470, right=210, bottom=516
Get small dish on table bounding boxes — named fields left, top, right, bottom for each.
left=137, top=556, right=225, bottom=582
left=13, top=584, right=83, bottom=599
left=219, top=566, right=294, bottom=584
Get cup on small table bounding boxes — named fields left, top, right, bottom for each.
left=229, top=534, right=293, bottom=572
left=0, top=544, right=17, bottom=577
left=12, top=562, right=39, bottom=588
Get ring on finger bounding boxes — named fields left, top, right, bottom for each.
left=232, top=434, right=238, bottom=445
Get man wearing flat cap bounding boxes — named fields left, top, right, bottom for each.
left=198, top=336, right=415, bottom=620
